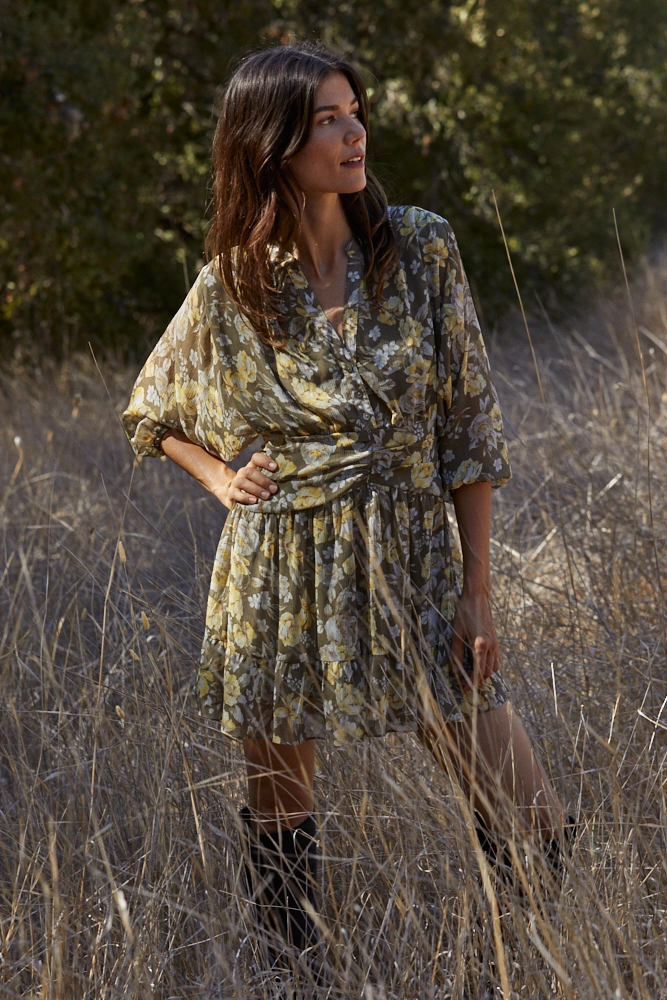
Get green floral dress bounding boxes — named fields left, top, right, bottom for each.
left=123, top=206, right=512, bottom=745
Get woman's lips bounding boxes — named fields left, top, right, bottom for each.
left=341, top=154, right=365, bottom=167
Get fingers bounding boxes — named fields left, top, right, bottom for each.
left=250, top=451, right=278, bottom=472
left=229, top=452, right=280, bottom=505
left=450, top=626, right=499, bottom=690
left=472, top=635, right=500, bottom=685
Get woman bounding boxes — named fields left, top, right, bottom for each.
left=123, top=43, right=567, bottom=980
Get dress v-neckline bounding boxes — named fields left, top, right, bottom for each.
left=289, top=240, right=361, bottom=355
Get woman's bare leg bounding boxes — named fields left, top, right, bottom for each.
left=421, top=701, right=564, bottom=841
left=243, top=738, right=316, bottom=831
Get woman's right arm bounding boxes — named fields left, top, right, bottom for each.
left=160, top=430, right=279, bottom=511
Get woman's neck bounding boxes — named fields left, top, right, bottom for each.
left=293, top=193, right=353, bottom=280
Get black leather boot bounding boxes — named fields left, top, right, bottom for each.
left=239, top=806, right=323, bottom=980
left=474, top=812, right=577, bottom=892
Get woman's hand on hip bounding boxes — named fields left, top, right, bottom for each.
left=450, top=590, right=500, bottom=689
left=216, top=451, right=279, bottom=510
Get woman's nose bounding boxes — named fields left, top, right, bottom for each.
left=346, top=118, right=366, bottom=142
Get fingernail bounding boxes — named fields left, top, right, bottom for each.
left=261, top=491, right=270, bottom=499
left=269, top=483, right=277, bottom=492
left=269, top=461, right=277, bottom=469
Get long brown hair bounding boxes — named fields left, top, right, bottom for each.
left=206, top=43, right=398, bottom=345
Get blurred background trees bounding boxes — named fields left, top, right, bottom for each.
left=1, top=0, right=666, bottom=356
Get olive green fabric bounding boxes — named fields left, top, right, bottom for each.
left=123, top=206, right=511, bottom=745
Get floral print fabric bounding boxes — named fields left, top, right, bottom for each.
left=123, top=206, right=512, bottom=745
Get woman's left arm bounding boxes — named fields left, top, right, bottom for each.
left=451, top=480, right=499, bottom=687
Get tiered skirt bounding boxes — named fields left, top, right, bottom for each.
left=198, top=481, right=509, bottom=745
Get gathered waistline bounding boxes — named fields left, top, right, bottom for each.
left=238, top=471, right=443, bottom=516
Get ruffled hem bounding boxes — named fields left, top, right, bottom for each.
left=198, top=646, right=509, bottom=746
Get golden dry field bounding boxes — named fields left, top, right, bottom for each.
left=1, top=253, right=667, bottom=999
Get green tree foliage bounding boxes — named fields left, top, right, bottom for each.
left=1, top=0, right=666, bottom=354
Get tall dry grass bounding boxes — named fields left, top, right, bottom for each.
left=1, top=250, right=667, bottom=999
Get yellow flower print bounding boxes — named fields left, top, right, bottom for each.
left=178, top=377, right=199, bottom=417
left=224, top=672, right=242, bottom=706
left=421, top=551, right=433, bottom=578
left=422, top=508, right=434, bottom=532
left=395, top=501, right=409, bottom=531
left=325, top=661, right=346, bottom=684
left=223, top=351, right=257, bottom=395
left=337, top=683, right=365, bottom=716
left=321, top=641, right=353, bottom=661
left=293, top=379, right=331, bottom=408
left=388, top=399, right=403, bottom=426
left=293, top=486, right=326, bottom=509
left=276, top=352, right=299, bottom=377
left=395, top=267, right=408, bottom=295
left=228, top=581, right=244, bottom=619
left=233, top=311, right=259, bottom=340
left=296, top=595, right=313, bottom=632
left=278, top=611, right=300, bottom=646
left=284, top=523, right=303, bottom=574
left=221, top=708, right=234, bottom=730
left=384, top=537, right=399, bottom=564
left=260, top=532, right=275, bottom=559
left=440, top=374, right=453, bottom=409
left=399, top=315, right=425, bottom=348
left=234, top=519, right=260, bottom=557
left=489, top=402, right=503, bottom=431
left=378, top=296, right=404, bottom=325
left=198, top=668, right=215, bottom=698
left=464, top=369, right=487, bottom=397
left=153, top=361, right=172, bottom=399
left=187, top=298, right=202, bottom=325
left=313, top=512, right=330, bottom=546
left=300, top=440, right=336, bottom=465
left=422, top=237, right=449, bottom=266
left=231, top=620, right=255, bottom=648
left=411, top=460, right=435, bottom=489
left=275, top=693, right=302, bottom=726
left=451, top=458, right=484, bottom=489
left=288, top=268, right=308, bottom=289
left=389, top=429, right=417, bottom=448
left=230, top=549, right=250, bottom=579
left=219, top=432, right=243, bottom=457
left=468, top=412, right=498, bottom=450
left=398, top=205, right=425, bottom=238
left=274, top=453, right=297, bottom=477
left=210, top=557, right=230, bottom=591
left=405, top=356, right=432, bottom=384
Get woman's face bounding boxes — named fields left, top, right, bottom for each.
left=288, top=71, right=367, bottom=197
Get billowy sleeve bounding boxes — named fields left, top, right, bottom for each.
left=122, top=266, right=258, bottom=461
left=425, top=218, right=511, bottom=496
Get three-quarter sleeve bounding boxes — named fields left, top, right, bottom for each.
left=122, top=267, right=258, bottom=462
left=427, top=219, right=512, bottom=497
